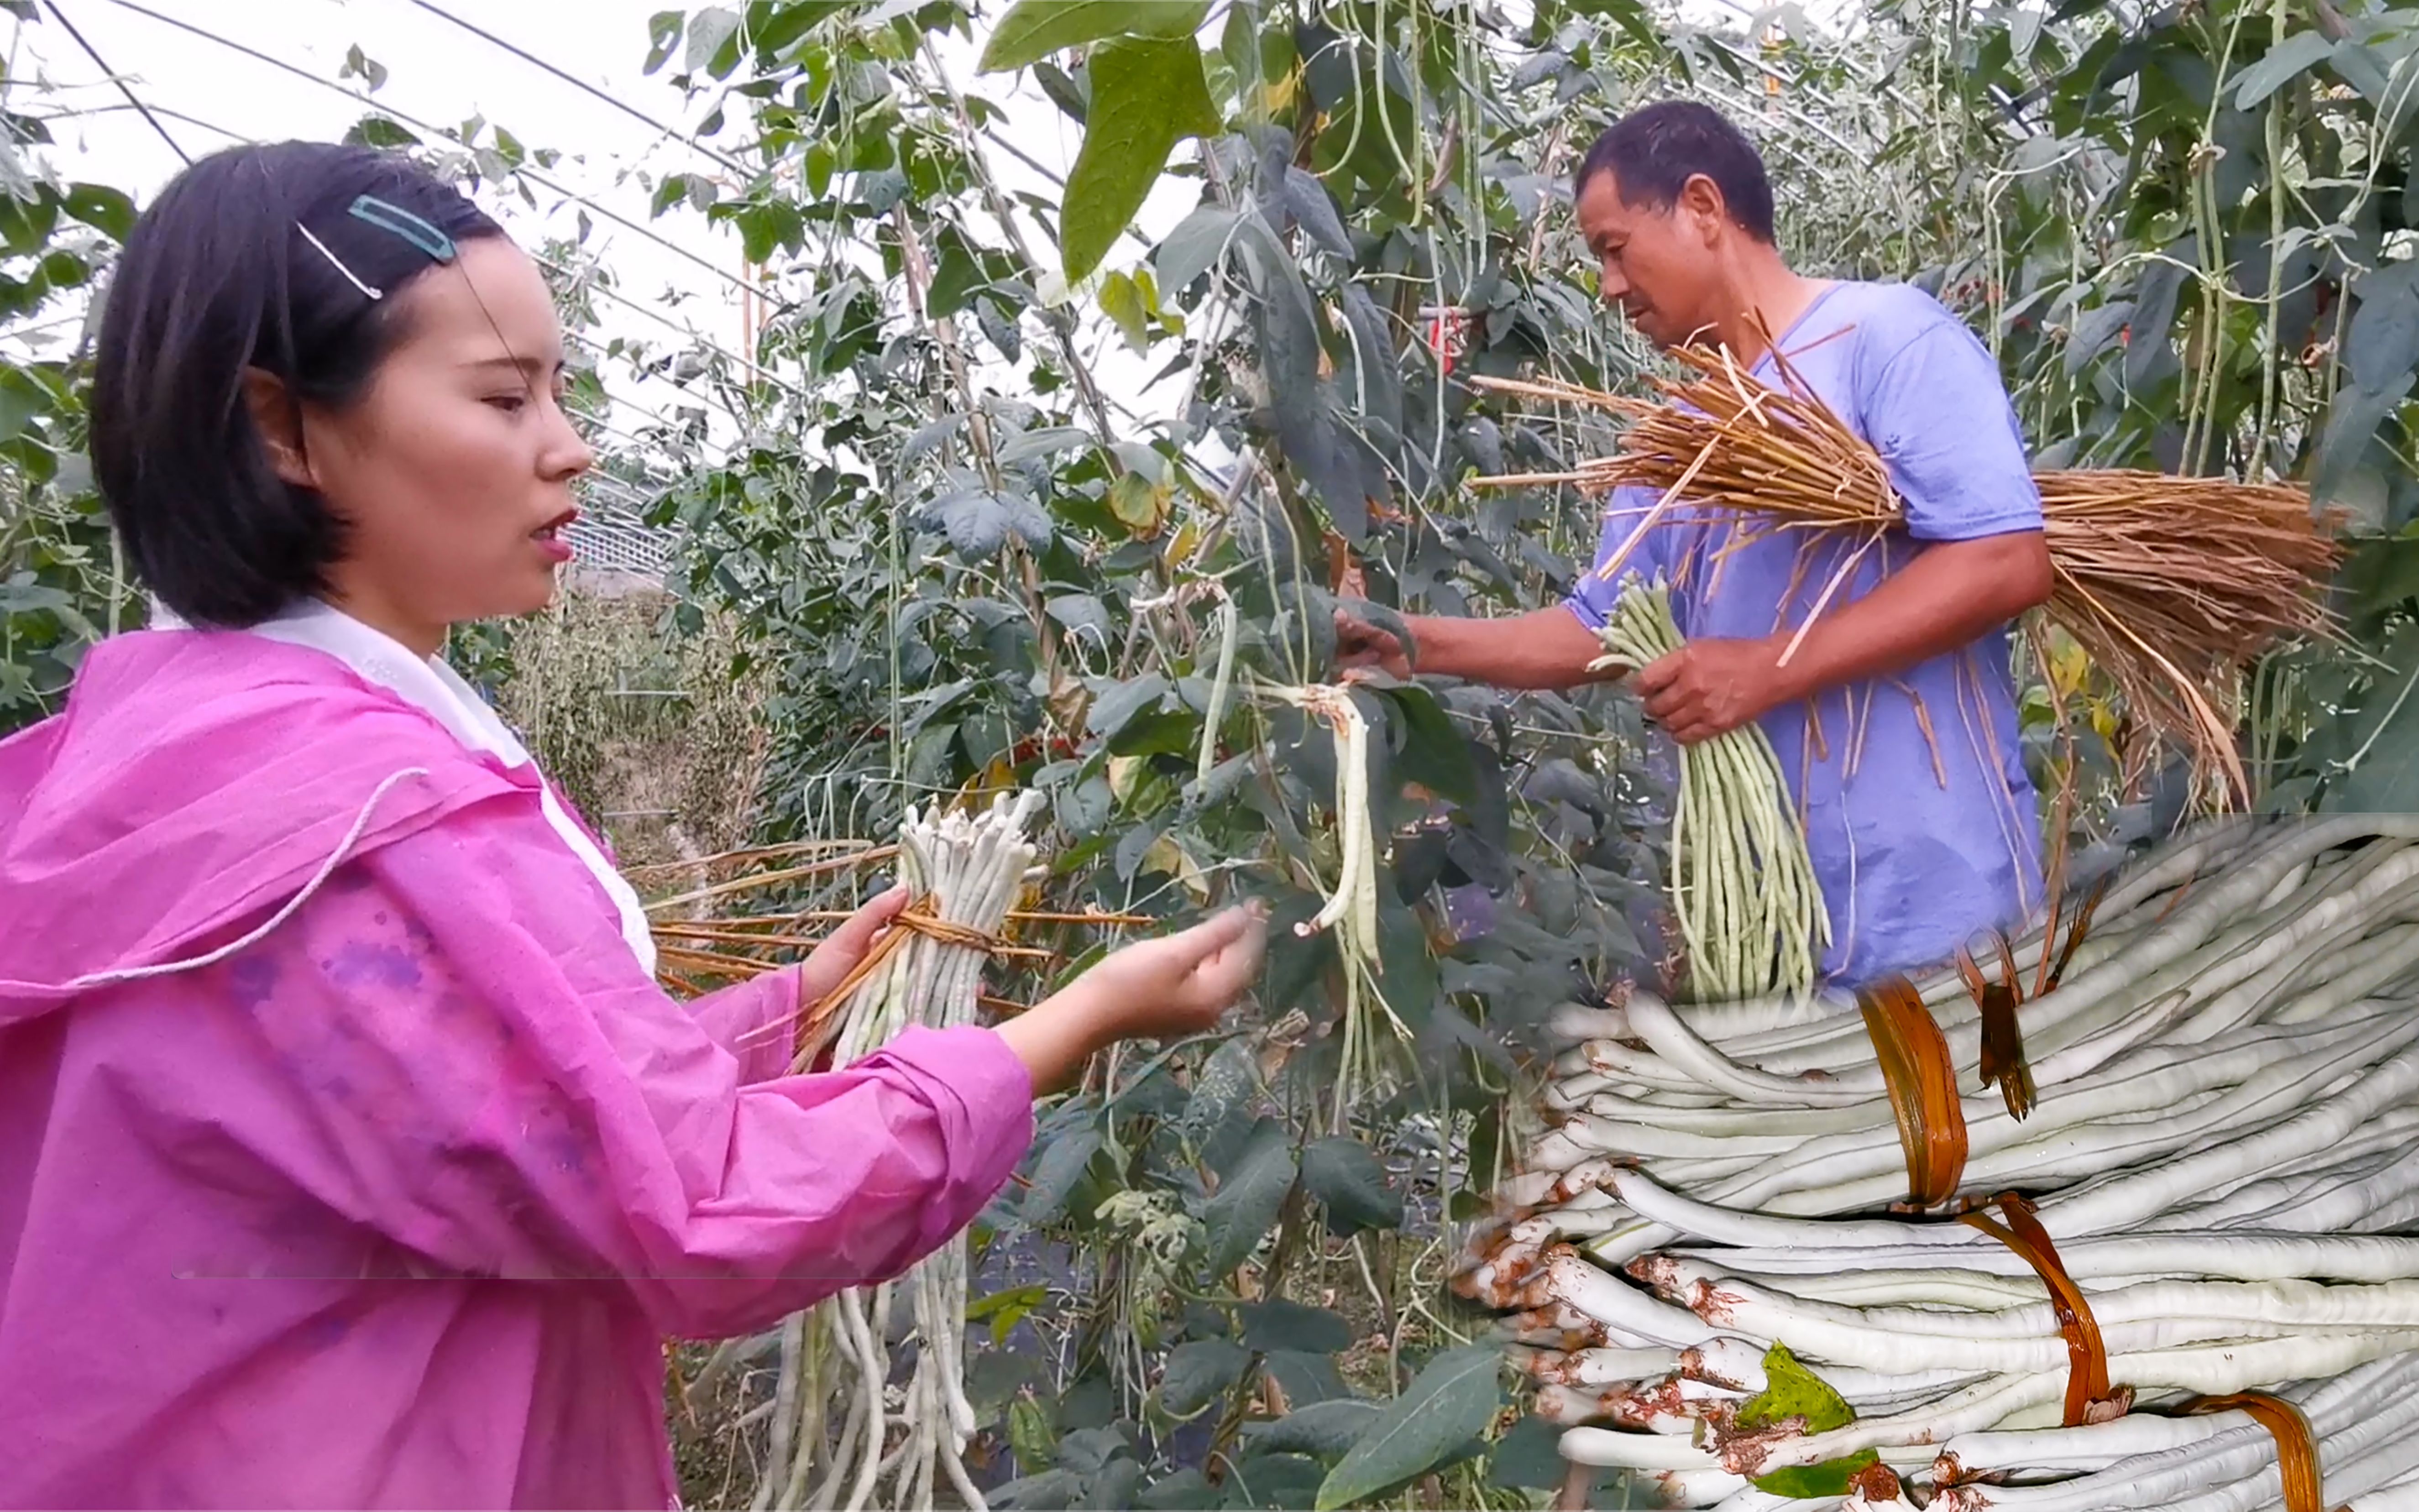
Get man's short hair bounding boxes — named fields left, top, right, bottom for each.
left=1573, top=101, right=1776, bottom=245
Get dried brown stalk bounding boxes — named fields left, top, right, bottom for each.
left=1467, top=359, right=2341, bottom=808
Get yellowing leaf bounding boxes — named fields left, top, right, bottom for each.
left=1109, top=753, right=1145, bottom=802
left=1162, top=518, right=1203, bottom=575
left=1143, top=834, right=1211, bottom=901
left=1109, top=470, right=1167, bottom=536
left=1100, top=270, right=1150, bottom=352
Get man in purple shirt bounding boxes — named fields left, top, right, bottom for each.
left=1340, top=101, right=2052, bottom=986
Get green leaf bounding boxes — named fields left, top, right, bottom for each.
left=1082, top=1458, right=1142, bottom=1511
left=1059, top=37, right=1221, bottom=285
left=969, top=1282, right=1051, bottom=1345
left=993, top=1468, right=1086, bottom=1509
left=2340, top=535, right=2419, bottom=628
left=2348, top=261, right=2419, bottom=396
left=1047, top=592, right=1114, bottom=642
left=1300, top=1135, right=1404, bottom=1235
left=686, top=6, right=742, bottom=73
left=2327, top=36, right=2396, bottom=107
left=1114, top=820, right=1162, bottom=883
left=999, top=425, right=1095, bottom=466
left=734, top=199, right=804, bottom=265
left=1100, top=271, right=1150, bottom=351
left=2323, top=621, right=2419, bottom=813
left=1337, top=284, right=1401, bottom=438
left=1155, top=204, right=1241, bottom=294
left=644, top=10, right=684, bottom=73
left=1313, top=1345, right=1505, bottom=1510
left=753, top=0, right=851, bottom=60
left=1738, top=1343, right=1880, bottom=1496
left=1281, top=165, right=1352, bottom=258
left=2313, top=375, right=2414, bottom=505
left=0, top=188, right=55, bottom=258
left=1230, top=1453, right=1329, bottom=1510
left=1035, top=58, right=1089, bottom=122
left=1754, top=1454, right=1883, bottom=1499
left=2231, top=30, right=2335, bottom=108
left=1109, top=708, right=1199, bottom=758
left=979, top=0, right=1210, bottom=73
left=59, top=183, right=134, bottom=242
left=1241, top=1298, right=1355, bottom=1355
left=2064, top=298, right=2133, bottom=377
left=1008, top=1395, right=1059, bottom=1472
left=1201, top=1115, right=1297, bottom=1277
left=1485, top=1413, right=1570, bottom=1490
left=1243, top=1398, right=1382, bottom=1457
left=1021, top=1126, right=1105, bottom=1224
left=924, top=489, right=1053, bottom=556
left=343, top=113, right=420, bottom=149
left=1087, top=673, right=1170, bottom=739
left=1058, top=1425, right=1129, bottom=1474
left=1180, top=1037, right=1260, bottom=1142
left=1374, top=685, right=1474, bottom=804
left=1139, top=1468, right=1212, bottom=1508
left=1736, top=1343, right=1856, bottom=1434
left=1159, top=1338, right=1251, bottom=1416
left=1263, top=1350, right=1354, bottom=1406
left=2126, top=251, right=2190, bottom=389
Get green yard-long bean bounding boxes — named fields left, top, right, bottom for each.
left=1595, top=575, right=1829, bottom=1001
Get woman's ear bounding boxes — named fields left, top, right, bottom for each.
left=240, top=366, right=317, bottom=491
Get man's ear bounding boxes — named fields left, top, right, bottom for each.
left=240, top=367, right=317, bottom=491
left=1678, top=173, right=1730, bottom=246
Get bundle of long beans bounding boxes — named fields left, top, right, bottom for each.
left=1460, top=813, right=2419, bottom=1511
left=1597, top=575, right=1829, bottom=1001
left=739, top=792, right=1049, bottom=1512
left=1467, top=358, right=2341, bottom=806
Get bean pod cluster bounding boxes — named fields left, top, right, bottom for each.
left=1461, top=814, right=2419, bottom=1511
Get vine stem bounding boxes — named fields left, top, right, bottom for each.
left=1206, top=1182, right=1311, bottom=1481
left=890, top=203, right=1067, bottom=738
left=2250, top=0, right=2289, bottom=478
left=915, top=35, right=1117, bottom=445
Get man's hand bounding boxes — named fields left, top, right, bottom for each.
left=1334, top=607, right=1412, bottom=678
left=1634, top=637, right=1796, bottom=745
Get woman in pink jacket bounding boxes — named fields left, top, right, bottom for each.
left=0, top=141, right=1266, bottom=1509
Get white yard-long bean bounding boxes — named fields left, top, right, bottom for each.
left=1464, top=816, right=2419, bottom=1507
left=756, top=793, right=1048, bottom=1512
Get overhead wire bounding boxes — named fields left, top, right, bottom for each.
left=403, top=0, right=761, bottom=183
left=90, top=0, right=833, bottom=419
left=36, top=0, right=188, bottom=162
left=24, top=63, right=743, bottom=469
left=95, top=0, right=770, bottom=307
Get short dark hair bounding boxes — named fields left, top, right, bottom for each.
left=1572, top=101, right=1776, bottom=245
left=91, top=141, right=505, bottom=628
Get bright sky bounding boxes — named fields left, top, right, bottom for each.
left=11, top=0, right=1849, bottom=478
left=10, top=2, right=1238, bottom=455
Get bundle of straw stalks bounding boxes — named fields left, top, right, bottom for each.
left=632, top=836, right=1155, bottom=1009
left=1469, top=348, right=2342, bottom=806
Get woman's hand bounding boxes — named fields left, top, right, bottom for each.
left=996, top=905, right=1268, bottom=1093
left=794, top=884, right=911, bottom=1008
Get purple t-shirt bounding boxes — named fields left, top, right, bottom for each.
left=1566, top=280, right=2045, bottom=986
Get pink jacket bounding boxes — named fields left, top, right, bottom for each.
left=0, top=630, right=1035, bottom=1508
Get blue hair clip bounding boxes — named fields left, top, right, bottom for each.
left=347, top=194, right=457, bottom=264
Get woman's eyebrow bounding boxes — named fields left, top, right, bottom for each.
left=462, top=354, right=564, bottom=375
